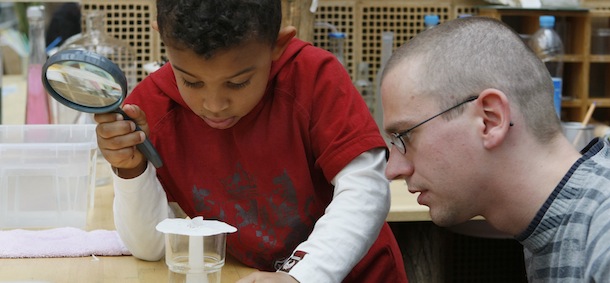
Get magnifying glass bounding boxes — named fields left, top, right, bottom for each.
left=42, top=49, right=163, bottom=168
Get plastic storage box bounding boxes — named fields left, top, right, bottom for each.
left=0, top=124, right=98, bottom=229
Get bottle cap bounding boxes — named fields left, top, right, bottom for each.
left=424, top=15, right=440, bottom=26
left=539, top=15, right=555, bottom=28
left=26, top=5, right=44, bottom=20
left=328, top=32, right=346, bottom=39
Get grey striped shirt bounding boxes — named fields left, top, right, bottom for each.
left=517, top=137, right=610, bottom=282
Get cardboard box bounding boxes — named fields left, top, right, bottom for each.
left=0, top=124, right=97, bottom=229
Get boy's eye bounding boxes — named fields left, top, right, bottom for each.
left=227, top=80, right=250, bottom=89
left=182, top=79, right=204, bottom=88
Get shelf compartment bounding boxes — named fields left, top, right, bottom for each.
left=589, top=63, right=610, bottom=98
left=562, top=62, right=586, bottom=100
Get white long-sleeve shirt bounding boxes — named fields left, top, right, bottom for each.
left=113, top=148, right=390, bottom=283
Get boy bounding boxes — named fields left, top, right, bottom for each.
left=95, top=0, right=408, bottom=282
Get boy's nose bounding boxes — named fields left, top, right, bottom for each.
left=203, top=92, right=229, bottom=113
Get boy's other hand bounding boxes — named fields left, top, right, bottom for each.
left=236, top=271, right=299, bottom=283
left=94, top=104, right=150, bottom=178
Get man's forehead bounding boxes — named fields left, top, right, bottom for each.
left=381, top=57, right=433, bottom=130
left=382, top=92, right=434, bottom=133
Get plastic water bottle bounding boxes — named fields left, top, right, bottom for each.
left=529, top=15, right=564, bottom=117
left=59, top=11, right=137, bottom=94
left=328, top=32, right=346, bottom=66
left=59, top=11, right=138, bottom=185
left=424, top=14, right=440, bottom=30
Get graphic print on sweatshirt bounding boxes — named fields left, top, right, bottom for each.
left=190, top=162, right=316, bottom=268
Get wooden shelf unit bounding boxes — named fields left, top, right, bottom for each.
left=589, top=10, right=610, bottom=123
left=313, top=0, right=488, bottom=89
left=71, top=0, right=608, bottom=124
left=478, top=6, right=610, bottom=124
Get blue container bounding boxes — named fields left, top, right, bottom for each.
left=552, top=77, right=562, bottom=118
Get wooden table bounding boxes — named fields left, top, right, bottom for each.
left=0, top=179, right=424, bottom=283
left=387, top=181, right=429, bottom=222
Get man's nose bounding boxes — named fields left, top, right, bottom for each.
left=385, top=147, right=414, bottom=181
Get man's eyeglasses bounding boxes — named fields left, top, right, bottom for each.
left=390, top=95, right=479, bottom=154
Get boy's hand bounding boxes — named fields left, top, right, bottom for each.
left=94, top=104, right=150, bottom=179
left=236, top=271, right=299, bottom=283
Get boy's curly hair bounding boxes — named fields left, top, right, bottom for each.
left=157, top=0, right=282, bottom=59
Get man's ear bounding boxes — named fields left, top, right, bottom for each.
left=152, top=21, right=159, bottom=32
left=477, top=89, right=512, bottom=149
left=272, top=26, right=297, bottom=61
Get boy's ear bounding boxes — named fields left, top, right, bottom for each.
left=152, top=21, right=159, bottom=32
left=272, top=26, right=297, bottom=60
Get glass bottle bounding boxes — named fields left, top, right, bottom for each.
left=58, top=11, right=137, bottom=186
left=374, top=31, right=394, bottom=146
left=355, top=62, right=374, bottom=115
left=25, top=5, right=50, bottom=124
left=0, top=45, right=3, bottom=124
left=59, top=11, right=137, bottom=94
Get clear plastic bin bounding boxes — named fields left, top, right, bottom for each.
left=0, top=124, right=98, bottom=229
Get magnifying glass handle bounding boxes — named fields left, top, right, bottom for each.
left=135, top=130, right=164, bottom=168
left=116, top=109, right=164, bottom=168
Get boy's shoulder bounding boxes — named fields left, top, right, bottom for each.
left=274, top=38, right=335, bottom=68
left=271, top=38, right=344, bottom=83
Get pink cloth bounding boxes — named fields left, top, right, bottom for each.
left=0, top=227, right=131, bottom=258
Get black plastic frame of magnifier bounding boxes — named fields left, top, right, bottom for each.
left=42, top=49, right=164, bottom=168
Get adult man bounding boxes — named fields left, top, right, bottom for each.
left=381, top=16, right=610, bottom=282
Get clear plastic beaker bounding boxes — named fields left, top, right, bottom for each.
left=156, top=217, right=237, bottom=283
left=165, top=233, right=227, bottom=283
